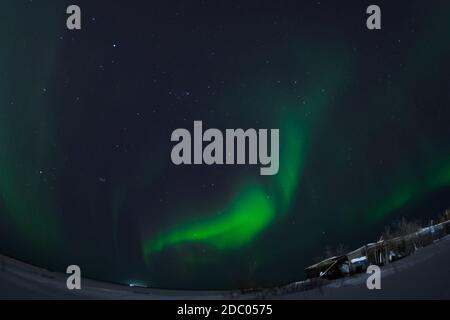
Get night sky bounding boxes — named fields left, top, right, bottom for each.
left=0, top=0, right=450, bottom=289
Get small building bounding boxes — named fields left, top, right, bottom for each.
left=305, top=255, right=349, bottom=280
left=365, top=242, right=388, bottom=266
left=346, top=246, right=369, bottom=273
left=304, top=216, right=450, bottom=282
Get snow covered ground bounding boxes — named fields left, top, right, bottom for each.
left=1, top=235, right=450, bottom=299
left=279, top=235, right=450, bottom=299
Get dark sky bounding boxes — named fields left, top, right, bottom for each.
left=0, top=0, right=449, bottom=289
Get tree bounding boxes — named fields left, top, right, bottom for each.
left=323, top=243, right=348, bottom=258
left=383, top=218, right=420, bottom=239
left=439, top=209, right=450, bottom=223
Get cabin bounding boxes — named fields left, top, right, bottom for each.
left=305, top=255, right=349, bottom=280
left=305, top=216, right=450, bottom=281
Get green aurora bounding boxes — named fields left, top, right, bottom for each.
left=142, top=48, right=353, bottom=258
left=0, top=1, right=450, bottom=289
left=0, top=2, right=67, bottom=258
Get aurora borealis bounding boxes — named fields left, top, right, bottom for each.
left=1, top=1, right=450, bottom=289
left=143, top=50, right=351, bottom=258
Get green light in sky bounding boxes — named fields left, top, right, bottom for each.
left=142, top=49, right=352, bottom=260
left=144, top=184, right=275, bottom=258
left=0, top=2, right=64, bottom=254
left=368, top=159, right=450, bottom=221
left=142, top=117, right=309, bottom=259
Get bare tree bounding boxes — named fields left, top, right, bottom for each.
left=439, top=209, right=450, bottom=223
left=324, top=246, right=334, bottom=258
left=335, top=243, right=349, bottom=256
left=382, top=225, right=393, bottom=240
left=398, top=218, right=420, bottom=236
left=384, top=217, right=421, bottom=239
left=323, top=243, right=348, bottom=259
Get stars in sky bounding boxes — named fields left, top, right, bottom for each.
left=3, top=0, right=447, bottom=290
